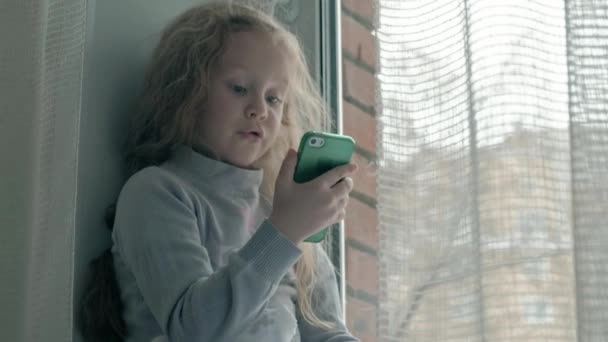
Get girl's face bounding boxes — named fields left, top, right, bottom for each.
left=195, top=30, right=291, bottom=169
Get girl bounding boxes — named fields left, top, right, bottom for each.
left=79, top=2, right=359, bottom=342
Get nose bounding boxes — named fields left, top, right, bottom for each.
left=246, top=94, right=267, bottom=120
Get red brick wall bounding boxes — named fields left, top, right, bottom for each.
left=341, top=1, right=379, bottom=341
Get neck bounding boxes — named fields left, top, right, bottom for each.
left=191, top=143, right=259, bottom=170
left=167, top=145, right=264, bottom=195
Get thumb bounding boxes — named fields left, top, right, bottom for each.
left=277, top=148, right=298, bottom=181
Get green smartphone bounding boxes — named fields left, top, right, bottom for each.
left=293, top=131, right=356, bottom=243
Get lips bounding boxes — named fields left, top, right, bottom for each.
left=239, top=129, right=264, bottom=139
left=248, top=131, right=262, bottom=138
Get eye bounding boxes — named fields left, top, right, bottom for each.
left=230, top=84, right=247, bottom=95
left=266, top=96, right=282, bottom=105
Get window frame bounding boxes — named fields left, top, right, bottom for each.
left=318, top=0, right=346, bottom=318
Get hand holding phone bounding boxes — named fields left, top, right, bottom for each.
left=294, top=132, right=356, bottom=242
left=269, top=131, right=357, bottom=244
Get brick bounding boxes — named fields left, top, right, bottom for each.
left=343, top=0, right=375, bottom=25
left=351, top=153, right=377, bottom=199
left=346, top=244, right=378, bottom=296
left=343, top=59, right=376, bottom=110
left=342, top=14, right=377, bottom=69
left=343, top=99, right=376, bottom=154
left=345, top=196, right=378, bottom=248
left=346, top=296, right=378, bottom=342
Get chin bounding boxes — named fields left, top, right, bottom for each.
left=230, top=156, right=261, bottom=170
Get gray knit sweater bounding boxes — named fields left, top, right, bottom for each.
left=111, top=145, right=358, bottom=342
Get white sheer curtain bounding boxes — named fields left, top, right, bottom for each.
left=0, top=1, right=87, bottom=341
left=376, top=0, right=607, bottom=341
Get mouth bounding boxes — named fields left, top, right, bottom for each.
left=239, top=130, right=264, bottom=140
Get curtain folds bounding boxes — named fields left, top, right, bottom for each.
left=0, top=1, right=87, bottom=341
left=376, top=0, right=608, bottom=340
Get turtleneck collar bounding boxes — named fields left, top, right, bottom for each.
left=166, top=145, right=264, bottom=197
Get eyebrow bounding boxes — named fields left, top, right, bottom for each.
left=223, top=65, right=289, bottom=87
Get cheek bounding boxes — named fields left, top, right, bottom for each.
left=267, top=113, right=283, bottom=137
left=261, top=122, right=281, bottom=152
left=274, top=106, right=287, bottom=125
left=195, top=111, right=227, bottom=144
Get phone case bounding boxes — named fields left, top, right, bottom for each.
left=293, top=131, right=356, bottom=242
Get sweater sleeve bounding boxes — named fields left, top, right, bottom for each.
left=112, top=168, right=302, bottom=341
left=298, top=245, right=360, bottom=342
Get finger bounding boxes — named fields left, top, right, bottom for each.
left=343, top=176, right=354, bottom=191
left=331, top=177, right=354, bottom=196
left=331, top=175, right=354, bottom=189
left=277, top=148, right=298, bottom=181
left=319, top=163, right=358, bottom=188
left=337, top=196, right=349, bottom=210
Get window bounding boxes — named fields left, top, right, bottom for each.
left=522, top=259, right=550, bottom=281
left=521, top=295, right=554, bottom=325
